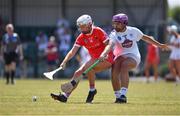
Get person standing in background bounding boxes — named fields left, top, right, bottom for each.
left=144, top=43, right=160, bottom=83
left=0, top=24, right=23, bottom=84
left=167, top=25, right=180, bottom=83
left=45, top=36, right=58, bottom=71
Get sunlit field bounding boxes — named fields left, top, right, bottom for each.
left=0, top=79, right=180, bottom=115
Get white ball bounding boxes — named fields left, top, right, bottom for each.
left=32, top=96, right=37, bottom=102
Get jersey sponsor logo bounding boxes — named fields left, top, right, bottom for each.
left=122, top=39, right=133, bottom=48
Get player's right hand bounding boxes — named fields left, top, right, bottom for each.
left=60, top=62, right=66, bottom=70
left=99, top=54, right=107, bottom=62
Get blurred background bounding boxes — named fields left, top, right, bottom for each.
left=0, top=0, right=180, bottom=79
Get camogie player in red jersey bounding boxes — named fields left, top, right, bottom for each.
left=51, top=14, right=113, bottom=103
left=144, top=43, right=160, bottom=82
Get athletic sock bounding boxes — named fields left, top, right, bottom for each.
left=114, top=90, right=121, bottom=98
left=176, top=76, right=180, bottom=82
left=89, top=84, right=95, bottom=92
left=11, top=71, right=15, bottom=84
left=120, top=87, right=128, bottom=96
left=62, top=92, right=70, bottom=98
left=5, top=72, right=10, bottom=84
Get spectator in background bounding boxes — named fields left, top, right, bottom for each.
left=35, top=31, right=48, bottom=76
left=56, top=17, right=70, bottom=43
left=144, top=43, right=159, bottom=83
left=45, top=36, right=58, bottom=71
left=35, top=31, right=48, bottom=58
left=58, top=29, right=72, bottom=58
left=167, top=25, right=180, bottom=83
left=56, top=17, right=71, bottom=59
left=0, top=16, right=5, bottom=40
left=57, top=17, right=70, bottom=29
left=0, top=24, right=23, bottom=84
left=76, top=47, right=91, bottom=66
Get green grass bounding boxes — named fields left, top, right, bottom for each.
left=0, top=79, right=180, bottom=115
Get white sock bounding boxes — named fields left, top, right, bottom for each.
left=120, top=87, right=128, bottom=96
left=62, top=92, right=68, bottom=98
left=176, top=76, right=180, bottom=82
left=90, top=88, right=96, bottom=92
left=114, top=90, right=121, bottom=98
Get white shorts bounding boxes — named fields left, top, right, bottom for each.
left=115, top=53, right=141, bottom=68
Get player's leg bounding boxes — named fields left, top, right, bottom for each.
left=116, top=55, right=137, bottom=103
left=51, top=60, right=94, bottom=103
left=10, top=52, right=18, bottom=84
left=85, top=59, right=112, bottom=103
left=86, top=68, right=97, bottom=103
left=111, top=56, right=126, bottom=102
left=10, top=62, right=16, bottom=84
left=175, top=60, right=180, bottom=82
left=144, top=59, right=151, bottom=83
left=152, top=62, right=158, bottom=81
left=5, top=65, right=10, bottom=84
left=168, top=59, right=177, bottom=79
left=4, top=53, right=11, bottom=84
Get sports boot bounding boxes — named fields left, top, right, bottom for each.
left=115, top=95, right=127, bottom=103
left=86, top=89, right=97, bottom=103
left=51, top=93, right=67, bottom=103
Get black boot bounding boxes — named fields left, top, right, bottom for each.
left=51, top=93, right=67, bottom=103
left=115, top=95, right=127, bottom=103
left=86, top=89, right=97, bottom=103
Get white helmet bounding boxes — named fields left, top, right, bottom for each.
left=76, top=14, right=92, bottom=26
left=170, top=25, right=178, bottom=32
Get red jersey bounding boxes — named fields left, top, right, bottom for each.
left=47, top=42, right=58, bottom=61
left=147, top=44, right=159, bottom=64
left=75, top=26, right=113, bottom=63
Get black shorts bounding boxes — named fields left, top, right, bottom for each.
left=3, top=52, right=18, bottom=65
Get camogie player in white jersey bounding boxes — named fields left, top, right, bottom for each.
left=107, top=13, right=169, bottom=103
left=168, top=25, right=180, bottom=82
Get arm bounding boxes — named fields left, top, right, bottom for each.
left=60, top=45, right=80, bottom=69
left=18, top=44, right=24, bottom=60
left=99, top=39, right=114, bottom=61
left=141, top=35, right=170, bottom=50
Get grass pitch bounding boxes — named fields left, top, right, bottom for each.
left=0, top=79, right=180, bottom=115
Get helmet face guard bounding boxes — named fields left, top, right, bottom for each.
left=112, top=13, right=128, bottom=25
left=76, top=14, right=93, bottom=34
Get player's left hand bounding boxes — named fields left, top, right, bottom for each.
left=159, top=44, right=170, bottom=51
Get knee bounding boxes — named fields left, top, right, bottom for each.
left=86, top=69, right=95, bottom=77
left=121, top=62, right=129, bottom=71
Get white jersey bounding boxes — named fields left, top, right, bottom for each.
left=169, top=35, right=180, bottom=60
left=109, top=26, right=143, bottom=60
